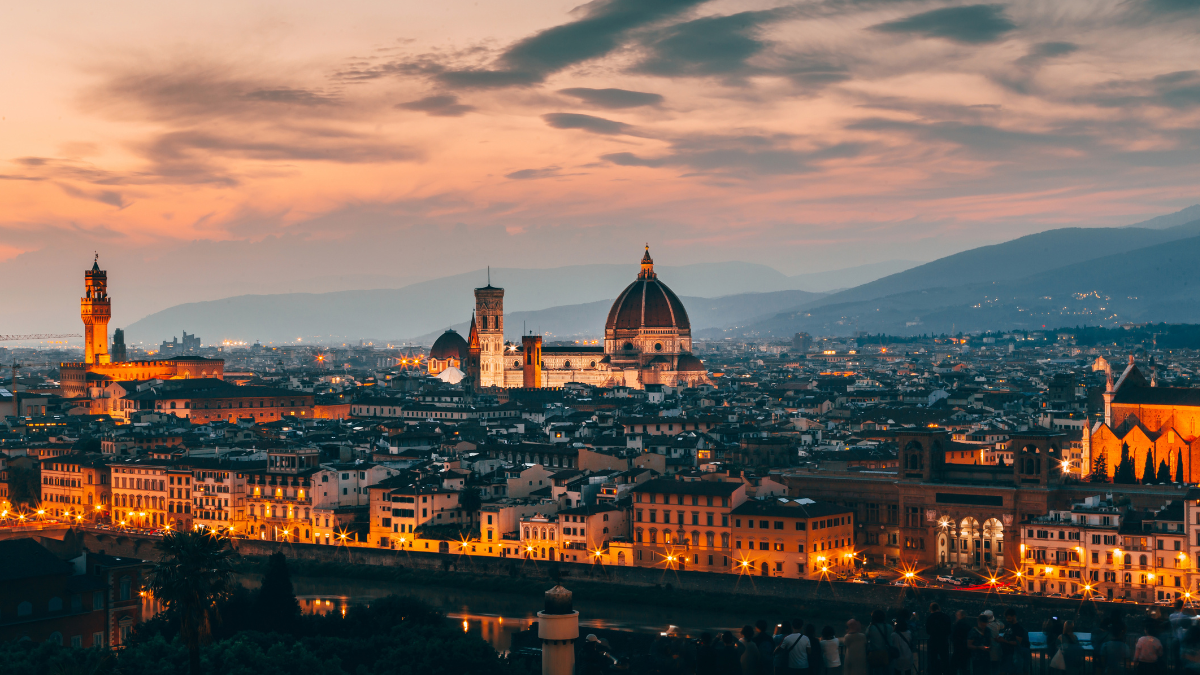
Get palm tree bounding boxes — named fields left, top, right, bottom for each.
left=148, top=528, right=235, bottom=675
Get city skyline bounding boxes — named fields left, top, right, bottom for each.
left=3, top=0, right=1200, bottom=332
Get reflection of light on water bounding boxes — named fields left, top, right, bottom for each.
left=292, top=591, right=740, bottom=653
left=298, top=595, right=351, bottom=617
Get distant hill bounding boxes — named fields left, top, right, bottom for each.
left=1125, top=204, right=1200, bottom=230
left=410, top=289, right=826, bottom=343
left=747, top=229, right=1200, bottom=336
left=124, top=263, right=829, bottom=345
left=804, top=215, right=1200, bottom=310
left=785, top=259, right=919, bottom=293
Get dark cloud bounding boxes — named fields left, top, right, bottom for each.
left=86, top=65, right=344, bottom=123
left=1015, top=41, right=1078, bottom=67
left=542, top=113, right=635, bottom=135
left=1088, top=70, right=1200, bottom=109
left=395, top=94, right=475, bottom=117
left=558, top=87, right=664, bottom=109
left=57, top=183, right=130, bottom=209
left=1145, top=0, right=1200, bottom=13
left=505, top=166, right=564, bottom=180
left=433, top=0, right=707, bottom=89
left=143, top=129, right=419, bottom=166
left=871, top=5, right=1016, bottom=44
left=846, top=117, right=1090, bottom=159
left=634, top=10, right=784, bottom=80
left=603, top=135, right=864, bottom=176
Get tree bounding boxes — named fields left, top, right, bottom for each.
left=1177, top=451, right=1185, bottom=483
left=460, top=487, right=482, bottom=516
left=1114, top=443, right=1138, bottom=485
left=1089, top=451, right=1109, bottom=483
left=7, top=465, right=41, bottom=507
left=148, top=529, right=235, bottom=675
left=1143, top=450, right=1156, bottom=484
left=254, top=551, right=300, bottom=631
left=1156, top=460, right=1172, bottom=484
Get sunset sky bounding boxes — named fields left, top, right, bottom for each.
left=2, top=0, right=1199, bottom=331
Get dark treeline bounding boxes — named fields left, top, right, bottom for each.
left=1, top=547, right=531, bottom=675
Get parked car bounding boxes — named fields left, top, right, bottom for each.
left=936, top=575, right=962, bottom=585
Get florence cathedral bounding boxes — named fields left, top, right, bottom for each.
left=427, top=247, right=710, bottom=390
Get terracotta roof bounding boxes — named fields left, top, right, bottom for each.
left=430, top=330, right=468, bottom=361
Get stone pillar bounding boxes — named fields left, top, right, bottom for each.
left=538, top=585, right=579, bottom=675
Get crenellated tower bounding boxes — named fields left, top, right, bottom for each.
left=475, top=276, right=505, bottom=387
left=81, top=254, right=111, bottom=365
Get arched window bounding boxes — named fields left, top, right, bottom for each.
left=48, top=597, right=62, bottom=612
left=523, top=527, right=530, bottom=540
left=1140, top=555, right=1148, bottom=566
left=691, top=530, right=699, bottom=546
left=47, top=632, right=62, bottom=646
left=649, top=528, right=658, bottom=544
left=17, top=601, right=32, bottom=616
left=663, top=530, right=672, bottom=544
left=603, top=527, right=609, bottom=534
left=721, top=533, right=730, bottom=548
left=623, top=342, right=634, bottom=351
left=635, top=528, right=643, bottom=542
left=707, top=532, right=715, bottom=548
left=603, top=514, right=609, bottom=521
left=1125, top=554, right=1133, bottom=565
left=1124, top=573, right=1132, bottom=583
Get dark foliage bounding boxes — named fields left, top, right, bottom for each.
left=1089, top=451, right=1109, bottom=483
left=254, top=552, right=300, bottom=631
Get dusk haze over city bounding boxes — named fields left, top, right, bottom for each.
left=5, top=2, right=1200, bottom=674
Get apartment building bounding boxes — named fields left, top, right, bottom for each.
left=107, top=457, right=172, bottom=529
left=730, top=498, right=856, bottom=579
left=243, top=447, right=319, bottom=542
left=629, top=478, right=745, bottom=572
left=1019, top=494, right=1191, bottom=602
left=368, top=476, right=466, bottom=550
left=39, top=454, right=110, bottom=521
left=188, top=460, right=242, bottom=531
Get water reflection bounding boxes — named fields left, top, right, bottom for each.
left=268, top=573, right=746, bottom=654
left=295, top=593, right=533, bottom=652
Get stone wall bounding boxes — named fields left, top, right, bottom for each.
left=64, top=529, right=1100, bottom=624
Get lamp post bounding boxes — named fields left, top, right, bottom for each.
left=537, top=585, right=579, bottom=675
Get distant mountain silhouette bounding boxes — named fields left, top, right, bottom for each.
left=409, top=290, right=826, bottom=344
left=748, top=219, right=1200, bottom=336
left=124, top=263, right=832, bottom=345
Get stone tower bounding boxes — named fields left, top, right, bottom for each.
left=475, top=278, right=505, bottom=388
left=522, top=334, right=543, bottom=388
left=81, top=255, right=111, bottom=365
left=464, top=314, right=481, bottom=394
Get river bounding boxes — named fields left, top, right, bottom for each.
left=242, top=574, right=758, bottom=653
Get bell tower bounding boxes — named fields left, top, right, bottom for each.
left=475, top=272, right=505, bottom=387
left=81, top=254, right=111, bottom=365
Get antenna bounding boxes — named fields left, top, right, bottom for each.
left=488, top=266, right=491, bottom=286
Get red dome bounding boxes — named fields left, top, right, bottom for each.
left=676, top=353, right=705, bottom=372
left=605, top=247, right=690, bottom=332
left=430, top=330, right=468, bottom=361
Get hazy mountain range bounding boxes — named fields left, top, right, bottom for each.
left=125, top=205, right=1200, bottom=344
left=124, top=263, right=896, bottom=344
